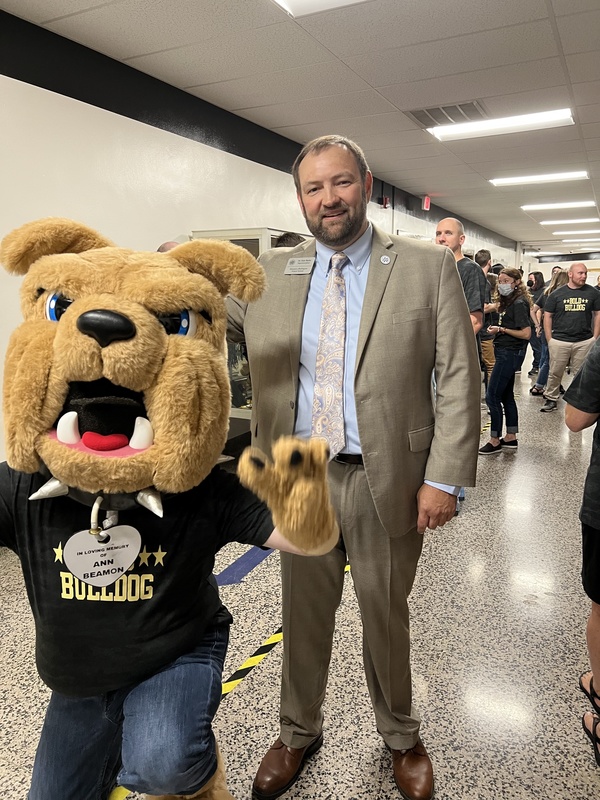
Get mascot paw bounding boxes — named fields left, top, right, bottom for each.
left=238, top=437, right=338, bottom=555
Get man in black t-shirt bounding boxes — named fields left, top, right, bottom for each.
left=541, top=263, right=600, bottom=412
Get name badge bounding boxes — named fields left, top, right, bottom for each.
left=284, top=257, right=314, bottom=275
left=63, top=526, right=142, bottom=587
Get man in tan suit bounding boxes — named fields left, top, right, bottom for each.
left=227, top=136, right=480, bottom=800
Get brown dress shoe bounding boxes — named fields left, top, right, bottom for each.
left=252, top=734, right=323, bottom=800
left=391, top=739, right=434, bottom=800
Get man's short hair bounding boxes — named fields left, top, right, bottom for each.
left=491, top=264, right=504, bottom=275
left=474, top=249, right=491, bottom=268
left=292, top=135, right=369, bottom=193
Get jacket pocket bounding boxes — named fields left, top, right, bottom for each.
left=393, top=307, right=432, bottom=323
left=408, top=424, right=435, bottom=452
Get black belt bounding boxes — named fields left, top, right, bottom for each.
left=333, top=453, right=363, bottom=465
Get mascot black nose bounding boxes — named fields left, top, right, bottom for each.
left=76, top=310, right=137, bottom=347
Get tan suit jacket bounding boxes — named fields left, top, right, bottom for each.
left=227, top=224, right=481, bottom=537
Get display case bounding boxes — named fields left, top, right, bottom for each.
left=190, top=227, right=304, bottom=426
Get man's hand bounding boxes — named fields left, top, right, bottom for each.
left=416, top=484, right=457, bottom=534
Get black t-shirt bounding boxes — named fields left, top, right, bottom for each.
left=493, top=297, right=531, bottom=350
left=480, top=280, right=497, bottom=342
left=0, top=464, right=273, bottom=696
left=456, top=257, right=487, bottom=315
left=564, top=339, right=600, bottom=527
left=544, top=284, right=600, bottom=342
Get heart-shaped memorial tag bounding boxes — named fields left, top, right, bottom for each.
left=63, top=526, right=142, bottom=587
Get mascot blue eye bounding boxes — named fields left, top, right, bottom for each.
left=45, top=293, right=73, bottom=322
left=156, top=310, right=200, bottom=336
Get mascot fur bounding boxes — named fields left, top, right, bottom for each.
left=0, top=218, right=338, bottom=800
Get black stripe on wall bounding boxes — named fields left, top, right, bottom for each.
left=1, top=11, right=516, bottom=252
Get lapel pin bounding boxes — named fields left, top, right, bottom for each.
left=380, top=255, right=391, bottom=265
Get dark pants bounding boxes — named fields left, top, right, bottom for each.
left=529, top=326, right=542, bottom=368
left=486, top=345, right=526, bottom=438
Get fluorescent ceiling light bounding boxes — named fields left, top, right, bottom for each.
left=490, top=171, right=588, bottom=186
left=522, top=201, right=597, bottom=211
left=427, top=108, right=574, bottom=142
left=271, top=0, right=365, bottom=16
left=562, top=238, right=600, bottom=242
left=553, top=229, right=600, bottom=235
left=523, top=251, right=561, bottom=256
left=540, top=218, right=600, bottom=225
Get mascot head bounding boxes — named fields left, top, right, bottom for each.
left=0, top=218, right=264, bottom=501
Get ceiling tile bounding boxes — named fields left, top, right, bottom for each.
left=551, top=0, right=600, bottom=14
left=350, top=129, right=434, bottom=150
left=126, top=22, right=333, bottom=87
left=378, top=58, right=567, bottom=111
left=298, top=0, right=548, bottom=57
left=578, top=105, right=600, bottom=124
left=582, top=124, right=600, bottom=140
left=44, top=0, right=288, bottom=60
left=565, top=52, right=600, bottom=84
left=236, top=90, right=398, bottom=128
left=343, top=20, right=557, bottom=87
left=0, top=0, right=105, bottom=23
left=482, top=87, right=573, bottom=117
left=556, top=10, right=600, bottom=55
left=189, top=62, right=370, bottom=110
left=573, top=81, right=600, bottom=105
left=272, top=112, right=420, bottom=142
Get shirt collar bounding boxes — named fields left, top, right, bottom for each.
left=315, top=223, right=373, bottom=275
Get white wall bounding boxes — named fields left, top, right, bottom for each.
left=0, top=74, right=519, bottom=458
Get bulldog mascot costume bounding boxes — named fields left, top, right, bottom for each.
left=0, top=219, right=338, bottom=800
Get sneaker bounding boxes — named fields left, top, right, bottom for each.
left=540, top=400, right=557, bottom=413
left=500, top=438, right=518, bottom=450
left=479, top=441, right=502, bottom=455
left=528, top=368, right=539, bottom=376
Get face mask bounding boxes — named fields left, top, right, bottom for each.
left=498, top=284, right=514, bottom=296
left=526, top=280, right=534, bottom=287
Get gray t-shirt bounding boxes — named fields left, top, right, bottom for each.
left=456, top=257, right=487, bottom=315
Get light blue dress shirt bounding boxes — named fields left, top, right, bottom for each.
left=293, top=223, right=458, bottom=496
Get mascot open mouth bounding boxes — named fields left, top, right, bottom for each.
left=49, top=378, right=154, bottom=458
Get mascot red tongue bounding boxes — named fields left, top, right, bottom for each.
left=83, top=432, right=129, bottom=450
left=0, top=217, right=338, bottom=800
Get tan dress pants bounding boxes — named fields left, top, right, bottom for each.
left=545, top=336, right=594, bottom=401
left=279, top=459, right=424, bottom=751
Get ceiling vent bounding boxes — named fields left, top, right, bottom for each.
left=407, top=101, right=488, bottom=129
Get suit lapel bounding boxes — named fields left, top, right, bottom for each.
left=286, top=239, right=316, bottom=379
left=356, top=226, right=395, bottom=372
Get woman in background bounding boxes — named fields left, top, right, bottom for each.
left=479, top=268, right=531, bottom=455
left=527, top=271, right=546, bottom=377
left=530, top=269, right=569, bottom=397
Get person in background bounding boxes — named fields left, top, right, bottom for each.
left=541, top=264, right=600, bottom=413
left=479, top=268, right=531, bottom=454
left=564, top=340, right=600, bottom=767
left=228, top=135, right=481, bottom=800
left=157, top=241, right=180, bottom=252
left=526, top=271, right=546, bottom=377
left=476, top=250, right=497, bottom=383
left=530, top=270, right=569, bottom=397
left=274, top=232, right=306, bottom=248
left=544, top=264, right=564, bottom=288
left=595, top=274, right=600, bottom=292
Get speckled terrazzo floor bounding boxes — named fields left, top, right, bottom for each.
left=1, top=357, right=599, bottom=799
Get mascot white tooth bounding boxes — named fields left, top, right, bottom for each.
left=0, top=218, right=338, bottom=800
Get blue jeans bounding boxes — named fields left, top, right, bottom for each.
left=29, top=625, right=229, bottom=800
left=535, top=332, right=549, bottom=389
left=486, top=346, right=526, bottom=438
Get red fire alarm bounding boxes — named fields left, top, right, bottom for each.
left=421, top=195, right=431, bottom=212
left=378, top=196, right=390, bottom=209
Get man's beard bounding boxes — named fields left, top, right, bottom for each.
left=302, top=195, right=368, bottom=248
